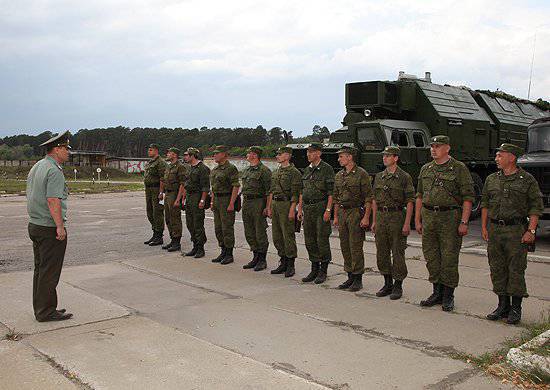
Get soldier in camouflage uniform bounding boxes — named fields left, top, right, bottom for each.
left=371, top=146, right=415, bottom=300
left=210, top=145, right=240, bottom=265
left=143, top=143, right=167, bottom=246
left=160, top=147, right=188, bottom=252
left=333, top=146, right=373, bottom=292
left=182, top=147, right=210, bottom=259
left=415, top=135, right=474, bottom=312
left=241, top=146, right=272, bottom=272
left=267, top=146, right=302, bottom=277
left=297, top=143, right=335, bottom=284
left=481, top=143, right=543, bottom=324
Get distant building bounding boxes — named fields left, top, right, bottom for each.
left=69, top=150, right=107, bottom=167
left=107, top=157, right=149, bottom=173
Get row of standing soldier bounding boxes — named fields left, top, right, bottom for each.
left=143, top=137, right=543, bottom=326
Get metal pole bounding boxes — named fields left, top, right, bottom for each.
left=527, top=31, right=537, bottom=100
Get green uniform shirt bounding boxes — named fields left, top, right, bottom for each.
left=26, top=156, right=68, bottom=227
left=481, top=168, right=543, bottom=219
left=373, top=166, right=415, bottom=207
left=301, top=160, right=335, bottom=203
left=211, top=160, right=240, bottom=194
left=162, top=160, right=188, bottom=192
left=333, top=164, right=373, bottom=208
left=270, top=164, right=302, bottom=202
left=416, top=157, right=475, bottom=206
left=144, top=156, right=167, bottom=186
left=241, top=162, right=272, bottom=197
left=184, top=161, right=211, bottom=193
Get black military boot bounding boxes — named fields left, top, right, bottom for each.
left=420, top=283, right=443, bottom=307
left=148, top=231, right=163, bottom=246
left=486, top=295, right=510, bottom=321
left=144, top=232, right=155, bottom=245
left=185, top=242, right=198, bottom=256
left=348, top=274, right=363, bottom=292
left=376, top=275, right=393, bottom=297
left=338, top=273, right=354, bottom=289
left=284, top=258, right=295, bottom=277
left=254, top=252, right=267, bottom=271
left=162, top=238, right=174, bottom=250
left=220, top=247, right=234, bottom=265
left=167, top=237, right=181, bottom=252
left=314, top=262, right=329, bottom=284
left=243, top=252, right=259, bottom=269
left=194, top=244, right=205, bottom=259
left=211, top=247, right=226, bottom=263
left=506, top=296, right=523, bottom=325
left=441, top=286, right=455, bottom=312
left=390, top=280, right=403, bottom=300
left=302, top=262, right=320, bottom=283
left=271, top=257, right=287, bottom=274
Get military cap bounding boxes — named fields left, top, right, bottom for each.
left=212, top=145, right=229, bottom=154
left=276, top=146, right=293, bottom=154
left=429, top=135, right=450, bottom=145
left=307, top=142, right=323, bottom=151
left=247, top=146, right=263, bottom=157
left=336, top=145, right=357, bottom=155
left=40, top=130, right=72, bottom=150
left=148, top=143, right=160, bottom=150
left=186, top=147, right=200, bottom=157
left=168, top=147, right=181, bottom=155
left=497, top=143, right=524, bottom=157
left=382, top=145, right=401, bottom=156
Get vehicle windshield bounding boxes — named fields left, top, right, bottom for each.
left=528, top=126, right=550, bottom=153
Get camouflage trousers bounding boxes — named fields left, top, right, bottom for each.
left=242, top=197, right=269, bottom=253
left=421, top=208, right=462, bottom=288
left=164, top=191, right=182, bottom=239
left=271, top=200, right=297, bottom=258
left=303, top=201, right=332, bottom=263
left=145, top=186, right=164, bottom=233
left=338, top=208, right=365, bottom=275
left=488, top=223, right=528, bottom=297
left=375, top=211, right=407, bottom=281
left=212, top=195, right=235, bottom=249
left=185, top=192, right=206, bottom=246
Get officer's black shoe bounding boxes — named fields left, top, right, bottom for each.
left=167, top=238, right=181, bottom=252
left=220, top=248, right=234, bottom=265
left=194, top=245, right=205, bottom=258
left=243, top=252, right=259, bottom=269
left=420, top=283, right=443, bottom=306
left=162, top=238, right=174, bottom=250
left=441, top=286, right=455, bottom=312
left=338, top=273, right=354, bottom=289
left=211, top=247, right=226, bottom=263
left=271, top=257, right=287, bottom=274
left=254, top=252, right=267, bottom=271
left=144, top=233, right=155, bottom=244
left=302, top=262, right=320, bottom=282
left=314, top=262, right=329, bottom=284
left=348, top=274, right=363, bottom=292
left=284, top=258, right=295, bottom=277
left=390, top=280, right=403, bottom=300
left=37, top=310, right=73, bottom=322
left=486, top=295, right=510, bottom=320
left=185, top=245, right=198, bottom=257
left=376, top=275, right=393, bottom=297
left=148, top=232, right=164, bottom=246
left=506, top=296, right=523, bottom=325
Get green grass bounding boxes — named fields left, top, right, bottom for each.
left=0, top=179, right=144, bottom=195
left=0, top=165, right=141, bottom=181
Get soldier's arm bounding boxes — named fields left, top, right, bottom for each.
left=228, top=166, right=240, bottom=209
left=459, top=165, right=474, bottom=224
left=404, top=175, right=415, bottom=230
left=262, top=168, right=272, bottom=197
left=361, top=172, right=373, bottom=219
left=199, top=166, right=210, bottom=205
left=415, top=169, right=424, bottom=231
left=325, top=167, right=335, bottom=216
left=526, top=179, right=543, bottom=240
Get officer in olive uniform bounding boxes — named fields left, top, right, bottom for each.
left=143, top=143, right=167, bottom=246
left=241, top=146, right=272, bottom=271
left=160, top=147, right=188, bottom=252
left=481, top=143, right=543, bottom=324
left=297, top=142, right=335, bottom=284
left=415, top=135, right=475, bottom=312
left=371, top=146, right=415, bottom=300
left=182, top=147, right=210, bottom=259
left=267, top=146, right=302, bottom=277
left=26, top=131, right=73, bottom=322
left=210, top=145, right=240, bottom=265
left=333, top=146, right=373, bottom=292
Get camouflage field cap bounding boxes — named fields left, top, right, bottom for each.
left=307, top=142, right=323, bottom=151
left=168, top=147, right=181, bottom=155
left=497, top=143, right=524, bottom=157
left=336, top=145, right=357, bottom=155
left=276, top=146, right=293, bottom=155
left=148, top=143, right=160, bottom=150
left=212, top=145, right=228, bottom=154
left=186, top=147, right=200, bottom=157
left=40, top=130, right=72, bottom=150
left=382, top=145, right=401, bottom=156
left=247, top=146, right=263, bottom=157
left=429, top=135, right=450, bottom=145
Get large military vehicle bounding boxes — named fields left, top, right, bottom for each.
left=289, top=72, right=549, bottom=217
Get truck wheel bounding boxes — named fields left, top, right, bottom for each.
left=470, top=172, right=484, bottom=220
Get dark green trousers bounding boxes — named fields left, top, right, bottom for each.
left=28, top=223, right=67, bottom=321
left=164, top=191, right=182, bottom=238
left=185, top=192, right=206, bottom=246
left=242, top=197, right=269, bottom=253
left=271, top=200, right=297, bottom=258
left=375, top=211, right=407, bottom=281
left=303, top=201, right=332, bottom=263
left=213, top=195, right=235, bottom=248
left=337, top=208, right=365, bottom=274
left=145, top=186, right=164, bottom=232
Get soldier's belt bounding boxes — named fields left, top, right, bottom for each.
left=338, top=203, right=361, bottom=210
left=165, top=189, right=177, bottom=193
left=213, top=192, right=232, bottom=197
left=303, top=198, right=327, bottom=205
left=145, top=183, right=160, bottom=188
left=273, top=195, right=291, bottom=201
left=423, top=204, right=461, bottom=212
left=243, top=194, right=265, bottom=200
left=490, top=217, right=527, bottom=226
left=378, top=206, right=403, bottom=212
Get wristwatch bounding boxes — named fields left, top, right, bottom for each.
left=529, top=229, right=536, bottom=235
left=460, top=220, right=468, bottom=225
left=199, top=199, right=205, bottom=203
left=326, top=208, right=331, bottom=212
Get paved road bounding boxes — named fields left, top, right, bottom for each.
left=0, top=192, right=548, bottom=389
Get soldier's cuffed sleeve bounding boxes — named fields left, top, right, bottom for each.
left=360, top=171, right=373, bottom=205
left=269, top=172, right=276, bottom=194
left=458, top=165, right=475, bottom=203
left=199, top=166, right=210, bottom=192
left=526, top=179, right=544, bottom=216
left=158, top=160, right=167, bottom=179
left=480, top=178, right=490, bottom=209
left=325, top=166, right=335, bottom=196
left=261, top=167, right=272, bottom=196
left=404, top=174, right=415, bottom=203
left=290, top=168, right=302, bottom=203
left=45, top=168, right=65, bottom=198
left=229, top=165, right=240, bottom=188
left=177, top=165, right=189, bottom=186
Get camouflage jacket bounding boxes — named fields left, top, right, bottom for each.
left=211, top=160, right=240, bottom=194
left=333, top=164, right=373, bottom=209
left=241, top=162, right=272, bottom=197
left=144, top=156, right=167, bottom=186
left=373, top=166, right=415, bottom=208
left=162, top=160, right=188, bottom=192
left=185, top=161, right=210, bottom=193
left=270, top=164, right=302, bottom=202
left=301, top=160, right=335, bottom=203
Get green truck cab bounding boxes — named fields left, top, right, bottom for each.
left=288, top=72, right=548, bottom=217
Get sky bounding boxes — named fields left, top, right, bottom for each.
left=1, top=0, right=549, bottom=137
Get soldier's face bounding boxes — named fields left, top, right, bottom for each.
left=54, top=146, right=70, bottom=163
left=246, top=152, right=259, bottom=163
left=495, top=151, right=516, bottom=169
left=338, top=153, right=352, bottom=167
left=166, top=151, right=175, bottom=161
left=214, top=152, right=227, bottom=163
left=148, top=148, right=158, bottom=158
left=430, top=143, right=450, bottom=159
left=382, top=154, right=398, bottom=167
left=183, top=153, right=190, bottom=162
left=307, top=149, right=321, bottom=163
left=276, top=152, right=290, bottom=163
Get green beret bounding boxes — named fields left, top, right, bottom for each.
left=247, top=146, right=263, bottom=157
left=148, top=143, right=160, bottom=150
left=168, top=147, right=180, bottom=155
left=212, top=145, right=228, bottom=154
left=40, top=130, right=72, bottom=150
left=186, top=147, right=200, bottom=157
left=276, top=146, right=293, bottom=155
left=382, top=145, right=401, bottom=156
left=307, top=142, right=323, bottom=151
left=337, top=145, right=357, bottom=155
left=429, top=135, right=450, bottom=145
left=497, top=143, right=524, bottom=157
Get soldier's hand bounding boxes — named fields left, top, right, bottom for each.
left=370, top=222, right=376, bottom=234
left=198, top=200, right=205, bottom=209
left=360, top=217, right=370, bottom=229
left=481, top=227, right=489, bottom=241
left=266, top=208, right=272, bottom=219
left=288, top=210, right=295, bottom=221
left=521, top=231, right=535, bottom=244
left=323, top=210, right=331, bottom=222
left=262, top=207, right=268, bottom=217
left=333, top=217, right=339, bottom=227
left=458, top=223, right=468, bottom=236
left=56, top=226, right=66, bottom=241
left=173, top=200, right=179, bottom=207
left=416, top=222, right=423, bottom=235
left=158, top=193, right=164, bottom=200
left=402, top=224, right=410, bottom=236
left=227, top=203, right=235, bottom=212
left=297, top=209, right=303, bottom=221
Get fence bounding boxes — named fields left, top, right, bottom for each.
left=0, top=160, right=37, bottom=167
